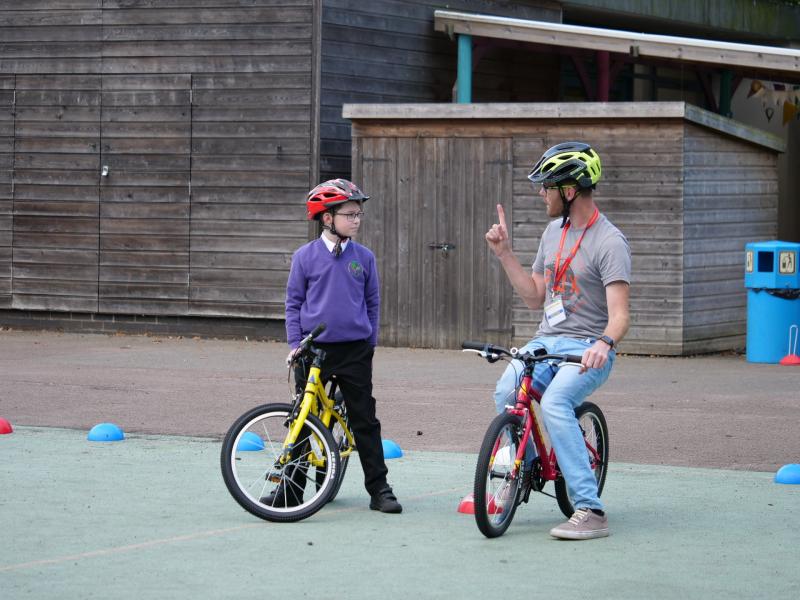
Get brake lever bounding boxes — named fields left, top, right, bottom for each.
left=461, top=348, right=501, bottom=363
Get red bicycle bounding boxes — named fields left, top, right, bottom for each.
left=463, top=341, right=609, bottom=538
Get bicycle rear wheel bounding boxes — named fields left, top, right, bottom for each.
left=220, top=403, right=340, bottom=522
left=554, top=401, right=609, bottom=518
left=474, top=412, right=524, bottom=538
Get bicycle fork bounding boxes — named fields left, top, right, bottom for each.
left=496, top=374, right=561, bottom=486
left=278, top=355, right=329, bottom=470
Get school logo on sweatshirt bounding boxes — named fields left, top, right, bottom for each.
left=348, top=260, right=364, bottom=278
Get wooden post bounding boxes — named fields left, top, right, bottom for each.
left=457, top=34, right=472, bottom=103
left=719, top=69, right=733, bottom=117
left=597, top=50, right=610, bottom=101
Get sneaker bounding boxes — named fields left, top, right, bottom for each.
left=549, top=508, right=609, bottom=540
left=369, top=487, right=403, bottom=514
left=260, top=488, right=303, bottom=508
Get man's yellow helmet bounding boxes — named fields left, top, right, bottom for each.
left=528, top=142, right=602, bottom=189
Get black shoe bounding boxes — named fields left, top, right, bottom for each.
left=369, top=487, right=402, bottom=514
left=260, top=488, right=303, bottom=508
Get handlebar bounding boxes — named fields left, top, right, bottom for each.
left=298, top=323, right=326, bottom=349
left=289, top=323, right=327, bottom=367
left=461, top=340, right=583, bottom=365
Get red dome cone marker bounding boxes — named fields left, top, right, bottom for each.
left=458, top=492, right=475, bottom=514
left=457, top=492, right=503, bottom=515
left=0, top=418, right=13, bottom=434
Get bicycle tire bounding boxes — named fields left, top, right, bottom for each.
left=554, top=401, right=609, bottom=518
left=474, top=411, right=524, bottom=538
left=327, top=413, right=350, bottom=502
left=319, top=384, right=350, bottom=502
left=220, top=403, right=340, bottom=522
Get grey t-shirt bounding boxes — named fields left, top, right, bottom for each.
left=532, top=213, right=631, bottom=339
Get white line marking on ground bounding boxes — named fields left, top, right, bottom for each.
left=0, top=486, right=468, bottom=572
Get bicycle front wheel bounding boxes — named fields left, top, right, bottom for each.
left=220, top=403, right=340, bottom=522
left=474, top=411, right=524, bottom=538
left=554, top=401, right=609, bottom=518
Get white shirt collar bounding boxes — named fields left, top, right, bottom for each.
left=321, top=233, right=349, bottom=254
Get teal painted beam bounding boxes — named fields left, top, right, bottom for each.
left=457, top=34, right=472, bottom=103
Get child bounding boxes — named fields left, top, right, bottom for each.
left=276, top=178, right=402, bottom=514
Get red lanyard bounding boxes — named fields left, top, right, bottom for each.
left=552, top=208, right=599, bottom=294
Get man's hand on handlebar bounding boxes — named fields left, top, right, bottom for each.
left=580, top=342, right=610, bottom=373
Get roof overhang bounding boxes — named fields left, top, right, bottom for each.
left=434, top=10, right=800, bottom=82
left=344, top=101, right=785, bottom=153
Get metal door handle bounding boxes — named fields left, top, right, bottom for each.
left=429, top=243, right=456, bottom=252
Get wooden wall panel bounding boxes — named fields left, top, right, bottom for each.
left=682, top=124, right=779, bottom=354
left=99, top=75, right=191, bottom=315
left=100, top=4, right=312, bottom=75
left=0, top=5, right=102, bottom=74
left=0, top=77, right=12, bottom=308
left=356, top=134, right=513, bottom=348
left=319, top=0, right=561, bottom=179
left=348, top=113, right=773, bottom=355
left=510, top=122, right=685, bottom=355
left=0, top=1, right=317, bottom=322
left=12, top=74, right=100, bottom=312
left=190, top=73, right=311, bottom=318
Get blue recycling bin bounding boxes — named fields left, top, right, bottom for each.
left=744, top=241, right=800, bottom=363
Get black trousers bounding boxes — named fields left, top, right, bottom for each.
left=295, top=339, right=389, bottom=496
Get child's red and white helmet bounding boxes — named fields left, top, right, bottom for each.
left=306, top=179, right=369, bottom=220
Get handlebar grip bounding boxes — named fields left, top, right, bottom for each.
left=462, top=340, right=490, bottom=352
left=297, top=323, right=326, bottom=350
left=564, top=354, right=584, bottom=364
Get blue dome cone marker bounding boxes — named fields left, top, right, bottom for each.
left=775, top=464, right=800, bottom=484
left=382, top=439, right=403, bottom=459
left=237, top=431, right=265, bottom=452
left=87, top=423, right=125, bottom=442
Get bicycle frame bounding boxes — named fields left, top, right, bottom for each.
left=497, top=362, right=602, bottom=483
left=280, top=350, right=355, bottom=468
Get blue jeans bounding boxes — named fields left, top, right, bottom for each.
left=492, top=336, right=614, bottom=511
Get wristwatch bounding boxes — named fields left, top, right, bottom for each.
left=598, top=335, right=615, bottom=349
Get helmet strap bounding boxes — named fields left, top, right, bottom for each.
left=557, top=186, right=583, bottom=228
left=322, top=211, right=350, bottom=257
left=558, top=187, right=572, bottom=228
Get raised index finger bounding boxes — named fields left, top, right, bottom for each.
left=496, top=204, right=508, bottom=230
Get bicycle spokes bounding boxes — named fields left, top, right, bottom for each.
left=474, top=413, right=526, bottom=537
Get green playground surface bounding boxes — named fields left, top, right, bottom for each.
left=2, top=426, right=798, bottom=600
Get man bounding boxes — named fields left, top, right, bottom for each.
left=485, top=142, right=630, bottom=539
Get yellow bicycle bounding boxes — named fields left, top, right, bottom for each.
left=220, top=324, right=355, bottom=522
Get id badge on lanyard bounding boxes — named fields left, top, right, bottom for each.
left=544, top=294, right=566, bottom=326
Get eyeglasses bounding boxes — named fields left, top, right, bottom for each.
left=538, top=183, right=576, bottom=193
left=336, top=211, right=364, bottom=222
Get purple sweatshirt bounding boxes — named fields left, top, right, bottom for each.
left=285, top=238, right=380, bottom=348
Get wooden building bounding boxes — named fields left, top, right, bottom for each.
left=345, top=102, right=784, bottom=355
left=0, top=0, right=556, bottom=333
left=0, top=1, right=792, bottom=354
